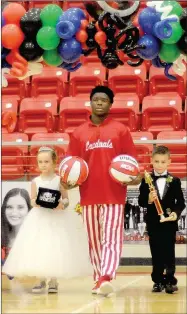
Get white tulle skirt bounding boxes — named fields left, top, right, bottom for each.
left=2, top=207, right=92, bottom=279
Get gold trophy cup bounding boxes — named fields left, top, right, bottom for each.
left=144, top=170, right=166, bottom=222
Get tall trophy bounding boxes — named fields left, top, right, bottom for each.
left=144, top=170, right=166, bottom=222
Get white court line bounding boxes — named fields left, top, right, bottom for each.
left=71, top=276, right=144, bottom=314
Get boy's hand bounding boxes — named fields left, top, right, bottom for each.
left=169, top=212, right=177, bottom=221
left=148, top=189, right=157, bottom=204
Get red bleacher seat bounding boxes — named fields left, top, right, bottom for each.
left=28, top=1, right=60, bottom=9
left=31, top=68, right=67, bottom=101
left=59, top=96, right=91, bottom=134
left=2, top=96, right=18, bottom=134
left=178, top=1, right=187, bottom=7
left=17, top=1, right=28, bottom=9
left=81, top=50, right=101, bottom=65
left=131, top=131, right=154, bottom=172
left=109, top=94, right=139, bottom=131
left=2, top=133, right=28, bottom=180
left=157, top=131, right=187, bottom=178
left=149, top=65, right=186, bottom=101
left=142, top=94, right=182, bottom=137
left=185, top=98, right=187, bottom=130
left=18, top=97, right=57, bottom=137
left=29, top=133, right=70, bottom=176
left=2, top=74, right=27, bottom=101
left=108, top=64, right=146, bottom=102
left=69, top=63, right=106, bottom=97
left=62, top=1, right=86, bottom=10
left=2, top=96, right=18, bottom=114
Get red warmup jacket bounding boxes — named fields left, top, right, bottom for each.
left=67, top=117, right=137, bottom=206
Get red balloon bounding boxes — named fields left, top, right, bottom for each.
left=2, top=24, right=24, bottom=50
left=76, top=30, right=88, bottom=43
left=6, top=49, right=19, bottom=65
left=95, top=31, right=107, bottom=45
left=80, top=19, right=89, bottom=30
left=6, top=50, right=27, bottom=67
left=3, top=3, right=26, bottom=25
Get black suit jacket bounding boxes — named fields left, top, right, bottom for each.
left=138, top=173, right=185, bottom=233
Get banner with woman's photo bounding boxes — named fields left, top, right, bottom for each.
left=124, top=181, right=187, bottom=245
left=1, top=182, right=32, bottom=259
left=1, top=180, right=187, bottom=259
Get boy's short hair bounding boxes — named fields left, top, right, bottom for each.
left=90, top=86, right=114, bottom=104
left=152, top=146, right=170, bottom=157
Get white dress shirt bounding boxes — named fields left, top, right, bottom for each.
left=154, top=170, right=168, bottom=200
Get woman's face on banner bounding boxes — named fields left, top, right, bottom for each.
left=5, top=194, right=29, bottom=227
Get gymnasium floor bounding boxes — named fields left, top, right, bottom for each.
left=2, top=266, right=186, bottom=314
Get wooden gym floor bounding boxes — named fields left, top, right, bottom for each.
left=2, top=266, right=186, bottom=314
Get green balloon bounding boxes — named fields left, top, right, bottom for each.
left=43, top=49, right=63, bottom=66
left=161, top=1, right=183, bottom=17
left=159, top=43, right=180, bottom=63
left=40, top=4, right=63, bottom=27
left=162, top=22, right=183, bottom=44
left=36, top=26, right=60, bottom=50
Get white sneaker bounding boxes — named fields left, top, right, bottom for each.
left=97, top=280, right=114, bottom=296
left=48, top=280, right=58, bottom=294
left=32, top=280, right=46, bottom=293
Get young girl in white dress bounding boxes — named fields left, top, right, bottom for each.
left=2, top=147, right=92, bottom=293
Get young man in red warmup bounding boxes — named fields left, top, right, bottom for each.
left=64, top=86, right=141, bottom=295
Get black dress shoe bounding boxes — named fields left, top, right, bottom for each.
left=165, top=283, right=178, bottom=294
left=152, top=283, right=164, bottom=292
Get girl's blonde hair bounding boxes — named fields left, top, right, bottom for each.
left=37, top=147, right=58, bottom=164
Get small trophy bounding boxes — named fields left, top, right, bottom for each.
left=144, top=170, right=166, bottom=222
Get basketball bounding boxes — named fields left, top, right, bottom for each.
left=59, top=156, right=89, bottom=186
left=109, top=154, right=139, bottom=184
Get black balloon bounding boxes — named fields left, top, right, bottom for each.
left=177, top=32, right=187, bottom=55
left=19, top=39, right=44, bottom=61
left=20, top=8, right=42, bottom=37
left=179, top=8, right=187, bottom=31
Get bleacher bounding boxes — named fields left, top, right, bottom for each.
left=2, top=1, right=187, bottom=180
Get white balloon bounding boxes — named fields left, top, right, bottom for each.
left=172, top=54, right=187, bottom=76
left=147, top=1, right=178, bottom=20
left=17, top=61, right=43, bottom=80
left=2, top=68, right=10, bottom=88
left=97, top=1, right=140, bottom=17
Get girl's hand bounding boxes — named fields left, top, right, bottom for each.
left=54, top=200, right=64, bottom=210
left=148, top=189, right=157, bottom=204
left=31, top=199, right=40, bottom=208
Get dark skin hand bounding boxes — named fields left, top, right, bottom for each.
left=122, top=173, right=142, bottom=186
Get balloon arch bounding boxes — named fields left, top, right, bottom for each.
left=1, top=1, right=187, bottom=86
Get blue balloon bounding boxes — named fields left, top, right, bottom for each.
left=153, top=17, right=178, bottom=40
left=58, top=8, right=85, bottom=32
left=138, top=7, right=161, bottom=35
left=63, top=8, right=86, bottom=20
left=2, top=15, right=5, bottom=27
left=56, top=20, right=78, bottom=39
left=136, top=35, right=160, bottom=60
left=1, top=60, right=11, bottom=69
left=58, top=38, right=82, bottom=63
left=1, top=47, right=10, bottom=59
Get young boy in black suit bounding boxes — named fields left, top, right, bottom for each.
left=138, top=146, right=185, bottom=294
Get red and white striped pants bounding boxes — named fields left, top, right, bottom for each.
left=82, top=204, right=124, bottom=281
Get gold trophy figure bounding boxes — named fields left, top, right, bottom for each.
left=144, top=170, right=166, bottom=222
